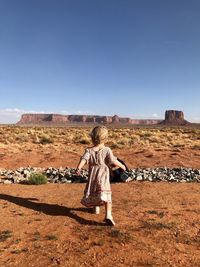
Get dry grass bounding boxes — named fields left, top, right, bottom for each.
left=0, top=126, right=199, bottom=151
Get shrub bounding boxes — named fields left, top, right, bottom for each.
left=0, top=230, right=12, bottom=242
left=45, top=234, right=58, bottom=241
left=117, top=137, right=132, bottom=146
left=28, top=173, right=48, bottom=185
left=73, top=133, right=90, bottom=144
left=79, top=136, right=91, bottom=144
left=39, top=134, right=54, bottom=144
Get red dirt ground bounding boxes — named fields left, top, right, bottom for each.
left=0, top=183, right=200, bottom=267
left=0, top=130, right=199, bottom=266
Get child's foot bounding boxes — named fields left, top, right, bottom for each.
left=93, top=206, right=100, bottom=214
left=104, top=216, right=115, bottom=226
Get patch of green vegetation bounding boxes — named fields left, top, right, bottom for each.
left=28, top=173, right=48, bottom=185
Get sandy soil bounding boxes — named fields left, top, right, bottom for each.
left=0, top=183, right=199, bottom=267
left=0, top=144, right=200, bottom=169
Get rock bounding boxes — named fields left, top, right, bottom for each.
left=160, top=110, right=190, bottom=125
left=3, top=180, right=12, bottom=184
left=136, top=175, right=143, bottom=181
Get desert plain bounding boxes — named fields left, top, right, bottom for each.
left=0, top=125, right=200, bottom=267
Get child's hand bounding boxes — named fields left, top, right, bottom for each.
left=121, top=165, right=126, bottom=171
left=75, top=169, right=81, bottom=176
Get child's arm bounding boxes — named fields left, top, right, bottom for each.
left=76, top=159, right=87, bottom=175
left=106, top=148, right=126, bottom=171
left=112, top=159, right=126, bottom=171
left=76, top=149, right=90, bottom=174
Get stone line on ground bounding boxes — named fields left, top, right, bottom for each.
left=0, top=167, right=199, bottom=184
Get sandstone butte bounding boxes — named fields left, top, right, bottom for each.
left=17, top=110, right=190, bottom=126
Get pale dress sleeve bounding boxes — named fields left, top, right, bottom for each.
left=81, top=149, right=90, bottom=164
left=105, top=147, right=117, bottom=165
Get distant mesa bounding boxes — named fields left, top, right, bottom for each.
left=17, top=110, right=190, bottom=125
left=160, top=110, right=190, bottom=125
left=17, top=113, right=161, bottom=125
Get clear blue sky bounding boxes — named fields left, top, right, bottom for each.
left=0, top=0, right=200, bottom=123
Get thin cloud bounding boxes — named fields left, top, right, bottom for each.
left=0, top=108, right=47, bottom=123
left=0, top=108, right=93, bottom=123
left=128, top=113, right=163, bottom=119
left=152, top=113, right=159, bottom=118
left=72, top=110, right=92, bottom=115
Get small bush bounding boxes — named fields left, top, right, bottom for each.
left=117, top=137, right=132, bottom=146
left=0, top=230, right=12, bottom=242
left=79, top=136, right=91, bottom=144
left=33, top=231, right=41, bottom=241
left=109, top=229, right=133, bottom=243
left=39, top=134, right=54, bottom=144
left=28, top=173, right=48, bottom=185
left=45, top=234, right=58, bottom=240
left=73, top=133, right=91, bottom=144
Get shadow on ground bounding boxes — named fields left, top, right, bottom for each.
left=0, top=194, right=105, bottom=226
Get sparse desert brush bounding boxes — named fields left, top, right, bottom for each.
left=109, top=229, right=133, bottom=244
left=108, top=131, right=119, bottom=139
left=165, top=135, right=174, bottom=142
left=64, top=134, right=74, bottom=144
left=0, top=125, right=199, bottom=151
left=140, top=140, right=150, bottom=147
left=172, top=141, right=185, bottom=148
left=107, top=141, right=122, bottom=149
left=45, top=234, right=58, bottom=241
left=117, top=137, right=132, bottom=146
left=39, top=134, right=54, bottom=144
left=0, top=230, right=12, bottom=242
left=192, top=145, right=200, bottom=150
left=79, top=134, right=91, bottom=144
left=72, top=132, right=90, bottom=144
left=148, top=136, right=160, bottom=143
left=27, top=129, right=35, bottom=135
left=15, top=133, right=29, bottom=142
left=139, top=131, right=153, bottom=138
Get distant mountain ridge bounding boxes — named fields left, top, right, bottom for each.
left=17, top=110, right=190, bottom=125
left=17, top=113, right=161, bottom=125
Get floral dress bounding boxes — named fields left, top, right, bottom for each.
left=80, top=146, right=116, bottom=207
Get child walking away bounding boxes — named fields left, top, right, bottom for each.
left=76, top=126, right=126, bottom=226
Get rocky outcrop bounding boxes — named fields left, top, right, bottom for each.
left=160, top=110, right=190, bottom=125
left=18, top=114, right=69, bottom=124
left=18, top=113, right=162, bottom=125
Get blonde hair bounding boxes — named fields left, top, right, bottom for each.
left=90, top=126, right=108, bottom=145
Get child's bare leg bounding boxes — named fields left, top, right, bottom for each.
left=93, top=206, right=100, bottom=214
left=104, top=202, right=115, bottom=226
left=105, top=202, right=112, bottom=218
